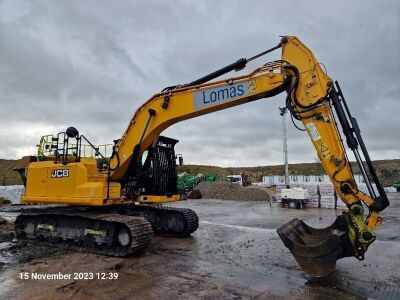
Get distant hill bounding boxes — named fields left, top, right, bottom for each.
left=178, top=159, right=400, bottom=186
left=0, top=159, right=22, bottom=185
left=1, top=158, right=399, bottom=186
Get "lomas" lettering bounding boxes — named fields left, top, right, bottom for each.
left=202, top=84, right=244, bottom=104
left=193, top=81, right=249, bottom=111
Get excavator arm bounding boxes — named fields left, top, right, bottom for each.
left=108, top=57, right=286, bottom=181
left=107, top=36, right=389, bottom=276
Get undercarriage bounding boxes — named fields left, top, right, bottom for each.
left=15, top=205, right=199, bottom=256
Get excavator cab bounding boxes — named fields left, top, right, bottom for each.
left=135, top=136, right=180, bottom=196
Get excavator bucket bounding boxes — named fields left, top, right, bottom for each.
left=277, top=214, right=353, bottom=277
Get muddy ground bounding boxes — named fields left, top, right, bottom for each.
left=0, top=194, right=399, bottom=300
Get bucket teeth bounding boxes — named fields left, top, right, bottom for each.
left=277, top=215, right=353, bottom=277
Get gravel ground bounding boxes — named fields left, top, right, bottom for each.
left=0, top=194, right=399, bottom=299
left=196, top=181, right=271, bottom=201
left=0, top=221, right=14, bottom=243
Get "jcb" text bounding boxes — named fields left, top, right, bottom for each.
left=51, top=169, right=69, bottom=178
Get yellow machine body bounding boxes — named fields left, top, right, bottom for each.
left=20, top=36, right=386, bottom=224
left=21, top=159, right=124, bottom=206
left=21, top=36, right=385, bottom=225
left=16, top=36, right=389, bottom=276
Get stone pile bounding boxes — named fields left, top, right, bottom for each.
left=195, top=181, right=271, bottom=201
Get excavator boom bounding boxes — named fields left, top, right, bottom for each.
left=106, top=36, right=388, bottom=276
left=16, top=36, right=389, bottom=277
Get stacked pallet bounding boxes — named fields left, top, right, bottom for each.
left=0, top=185, right=24, bottom=204
left=319, top=183, right=347, bottom=209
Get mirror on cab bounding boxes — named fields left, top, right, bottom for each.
left=176, top=154, right=183, bottom=166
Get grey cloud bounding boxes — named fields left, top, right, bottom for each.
left=0, top=0, right=399, bottom=167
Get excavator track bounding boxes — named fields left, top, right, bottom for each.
left=121, top=206, right=199, bottom=237
left=15, top=212, right=153, bottom=257
left=13, top=204, right=198, bottom=256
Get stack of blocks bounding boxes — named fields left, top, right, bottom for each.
left=0, top=185, right=25, bottom=204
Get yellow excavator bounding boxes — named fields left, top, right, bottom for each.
left=13, top=36, right=389, bottom=277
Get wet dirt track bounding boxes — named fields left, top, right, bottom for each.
left=0, top=194, right=399, bottom=300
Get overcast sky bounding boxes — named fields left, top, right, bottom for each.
left=0, top=0, right=399, bottom=167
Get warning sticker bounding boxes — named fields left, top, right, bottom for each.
left=306, top=122, right=321, bottom=141
left=320, top=143, right=331, bottom=159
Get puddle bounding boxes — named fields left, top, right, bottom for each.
left=200, top=221, right=276, bottom=233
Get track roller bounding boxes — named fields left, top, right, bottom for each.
left=15, top=213, right=153, bottom=256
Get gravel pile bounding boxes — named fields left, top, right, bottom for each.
left=195, top=181, right=271, bottom=201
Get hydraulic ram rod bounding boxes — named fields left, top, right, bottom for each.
left=183, top=43, right=282, bottom=88
left=330, top=82, right=389, bottom=211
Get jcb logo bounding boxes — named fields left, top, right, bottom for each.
left=51, top=169, right=69, bottom=178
